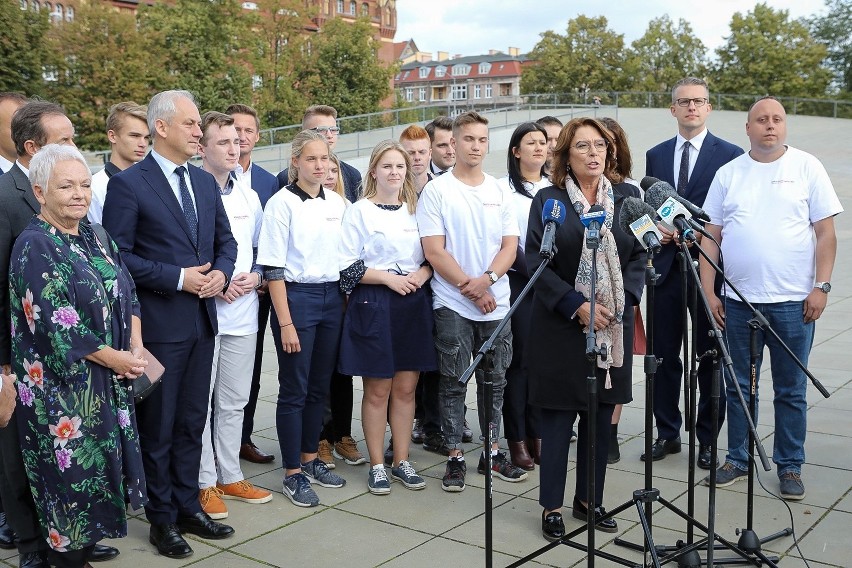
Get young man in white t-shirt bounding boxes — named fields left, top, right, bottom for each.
left=198, top=112, right=271, bottom=517
left=416, top=111, right=527, bottom=492
left=699, top=97, right=843, bottom=500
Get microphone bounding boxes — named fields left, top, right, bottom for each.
left=641, top=176, right=711, bottom=222
left=539, top=198, right=567, bottom=259
left=657, top=196, right=697, bottom=243
left=580, top=204, right=606, bottom=249
left=619, top=197, right=663, bottom=253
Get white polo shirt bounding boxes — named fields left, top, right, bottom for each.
left=257, top=184, right=346, bottom=283
left=416, top=171, right=519, bottom=321
left=497, top=176, right=552, bottom=252
left=339, top=199, right=424, bottom=273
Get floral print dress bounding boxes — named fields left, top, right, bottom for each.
left=8, top=218, right=147, bottom=552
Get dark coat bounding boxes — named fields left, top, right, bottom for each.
left=525, top=183, right=646, bottom=411
left=247, top=162, right=279, bottom=208
left=645, top=131, right=743, bottom=284
left=0, top=164, right=39, bottom=365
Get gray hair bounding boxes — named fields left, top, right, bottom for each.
left=147, top=90, right=195, bottom=135
left=671, top=77, right=709, bottom=102
left=28, top=143, right=89, bottom=192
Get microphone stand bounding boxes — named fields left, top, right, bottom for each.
left=459, top=254, right=552, bottom=568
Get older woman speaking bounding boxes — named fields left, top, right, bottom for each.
left=8, top=144, right=147, bottom=568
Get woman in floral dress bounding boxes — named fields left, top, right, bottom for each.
left=8, top=145, right=147, bottom=568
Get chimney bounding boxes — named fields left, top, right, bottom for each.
left=488, top=49, right=499, bottom=55
left=437, top=51, right=449, bottom=61
left=454, top=54, right=462, bottom=60
left=508, top=47, right=520, bottom=57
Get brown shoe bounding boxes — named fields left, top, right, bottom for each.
left=317, top=439, right=336, bottom=469
left=239, top=442, right=275, bottom=464
left=526, top=437, right=542, bottom=465
left=199, top=487, right=228, bottom=520
left=508, top=440, right=535, bottom=471
left=333, top=436, right=367, bottom=465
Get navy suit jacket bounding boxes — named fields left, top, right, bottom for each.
left=645, top=131, right=743, bottom=283
left=102, top=153, right=237, bottom=342
left=248, top=163, right=279, bottom=208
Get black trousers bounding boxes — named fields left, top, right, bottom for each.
left=413, top=369, right=441, bottom=435
left=320, top=372, right=354, bottom=443
left=539, top=404, right=614, bottom=511
left=49, top=544, right=94, bottom=568
left=0, top=412, right=47, bottom=554
left=651, top=263, right=726, bottom=445
left=503, top=271, right=541, bottom=441
left=242, top=293, right=272, bottom=444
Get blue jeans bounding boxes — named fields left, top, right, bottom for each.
left=433, top=307, right=512, bottom=450
left=722, top=299, right=814, bottom=477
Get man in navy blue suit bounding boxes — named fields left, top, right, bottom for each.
left=643, top=77, right=743, bottom=469
left=103, top=90, right=238, bottom=559
left=224, top=103, right=280, bottom=465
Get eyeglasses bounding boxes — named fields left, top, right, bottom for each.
left=573, top=139, right=608, bottom=154
left=675, top=97, right=709, bottom=107
left=310, top=126, right=340, bottom=134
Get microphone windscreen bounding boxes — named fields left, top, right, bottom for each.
left=644, top=180, right=678, bottom=210
left=542, top=198, right=567, bottom=225
left=619, top=197, right=657, bottom=235
left=640, top=176, right=659, bottom=191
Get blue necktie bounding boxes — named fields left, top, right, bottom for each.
left=677, top=141, right=691, bottom=194
left=174, top=166, right=198, bottom=245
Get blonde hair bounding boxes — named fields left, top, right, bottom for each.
left=287, top=129, right=329, bottom=184
left=362, top=140, right=418, bottom=215
left=324, top=153, right=345, bottom=199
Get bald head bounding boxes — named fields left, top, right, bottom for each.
left=746, top=97, right=787, bottom=162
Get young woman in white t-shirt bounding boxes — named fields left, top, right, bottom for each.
left=256, top=130, right=348, bottom=508
left=497, top=122, right=551, bottom=472
left=337, top=140, right=437, bottom=495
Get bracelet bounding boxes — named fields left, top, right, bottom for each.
left=280, top=322, right=294, bottom=328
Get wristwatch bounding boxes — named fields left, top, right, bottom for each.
left=814, top=282, right=831, bottom=293
left=485, top=270, right=498, bottom=285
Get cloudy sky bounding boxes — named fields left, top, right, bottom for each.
left=395, top=0, right=827, bottom=58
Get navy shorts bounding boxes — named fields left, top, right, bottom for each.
left=338, top=283, right=437, bottom=378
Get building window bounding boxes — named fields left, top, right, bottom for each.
left=242, top=1, right=258, bottom=8
left=31, top=0, right=40, bottom=11
left=451, top=84, right=467, bottom=100
left=434, top=65, right=446, bottom=78
left=418, top=87, right=426, bottom=102
left=405, top=88, right=413, bottom=102
left=337, top=0, right=343, bottom=12
left=349, top=1, right=355, bottom=15
left=485, top=84, right=492, bottom=98
left=19, top=0, right=27, bottom=9
left=499, top=83, right=512, bottom=97
left=451, top=64, right=470, bottom=76
left=418, top=66, right=429, bottom=79
left=252, top=75, right=263, bottom=90
left=432, top=86, right=446, bottom=101
left=361, top=2, right=368, bottom=16
left=473, top=85, right=481, bottom=99
left=65, top=4, right=73, bottom=20
left=42, top=66, right=58, bottom=82
left=478, top=62, right=491, bottom=75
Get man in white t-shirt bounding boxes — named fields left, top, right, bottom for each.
left=88, top=102, right=149, bottom=223
left=417, top=111, right=527, bottom=492
left=699, top=96, right=843, bottom=501
left=198, top=112, right=271, bottom=518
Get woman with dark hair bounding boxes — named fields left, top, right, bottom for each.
left=525, top=118, right=645, bottom=541
left=496, top=122, right=550, bottom=470
left=598, top=117, right=640, bottom=464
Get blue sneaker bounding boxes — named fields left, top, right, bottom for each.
left=368, top=465, right=391, bottom=495
left=302, top=458, right=346, bottom=488
left=391, top=460, right=426, bottom=490
left=283, top=473, right=319, bottom=507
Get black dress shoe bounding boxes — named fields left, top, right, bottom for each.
left=176, top=511, right=235, bottom=540
left=18, top=551, right=49, bottom=568
left=239, top=442, right=275, bottom=464
left=0, top=512, right=15, bottom=550
left=640, top=437, right=681, bottom=461
left=149, top=523, right=193, bottom=559
left=697, top=444, right=716, bottom=470
left=87, top=543, right=119, bottom=562
left=541, top=510, right=565, bottom=542
left=572, top=496, right=618, bottom=533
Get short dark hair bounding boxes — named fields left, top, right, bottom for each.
left=451, top=111, right=488, bottom=136
left=535, top=115, right=563, bottom=129
left=11, top=100, right=66, bottom=157
left=225, top=103, right=260, bottom=130
left=671, top=77, right=709, bottom=102
left=425, top=116, right=453, bottom=142
left=302, top=105, right=337, bottom=129
left=506, top=122, right=548, bottom=197
left=200, top=111, right=235, bottom=146
left=0, top=92, right=28, bottom=106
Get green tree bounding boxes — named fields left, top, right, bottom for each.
left=138, top=0, right=253, bottom=113
left=712, top=3, right=831, bottom=97
left=44, top=4, right=168, bottom=149
left=521, top=15, right=629, bottom=98
left=248, top=0, right=318, bottom=129
left=810, top=0, right=852, bottom=92
left=309, top=17, right=396, bottom=117
left=0, top=3, right=50, bottom=94
left=629, top=15, right=707, bottom=93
